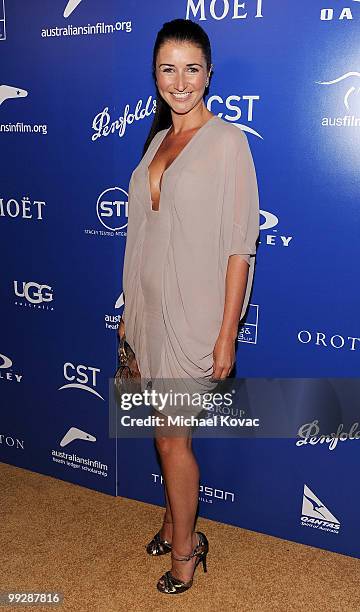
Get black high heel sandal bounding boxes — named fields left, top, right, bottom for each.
left=156, top=531, right=209, bottom=594
left=145, top=521, right=172, bottom=556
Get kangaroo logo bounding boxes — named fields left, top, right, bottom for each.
left=316, top=71, right=360, bottom=110
left=63, top=0, right=83, bottom=18
left=302, top=484, right=340, bottom=524
left=0, top=84, right=28, bottom=106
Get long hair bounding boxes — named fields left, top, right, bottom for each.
left=142, top=18, right=212, bottom=158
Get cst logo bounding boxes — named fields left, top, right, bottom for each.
left=207, top=95, right=262, bottom=139
left=97, top=187, right=128, bottom=231
left=58, top=362, right=104, bottom=400
left=13, top=280, right=53, bottom=307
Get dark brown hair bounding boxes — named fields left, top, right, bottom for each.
left=142, top=18, right=212, bottom=157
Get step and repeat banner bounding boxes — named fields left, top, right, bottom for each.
left=1, top=1, right=359, bottom=559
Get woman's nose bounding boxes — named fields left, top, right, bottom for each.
left=174, top=73, right=187, bottom=91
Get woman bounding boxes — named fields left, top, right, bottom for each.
left=118, top=18, right=259, bottom=594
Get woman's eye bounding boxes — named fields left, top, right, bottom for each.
left=162, top=67, right=199, bottom=73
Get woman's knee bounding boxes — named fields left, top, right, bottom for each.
left=155, top=435, right=187, bottom=455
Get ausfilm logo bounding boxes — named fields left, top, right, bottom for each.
left=0, top=353, right=22, bottom=383
left=84, top=187, right=128, bottom=237
left=58, top=362, right=104, bottom=400
left=301, top=484, right=340, bottom=534
left=92, top=96, right=156, bottom=141
left=298, top=330, right=360, bottom=352
left=52, top=426, right=107, bottom=477
left=0, top=196, right=46, bottom=220
left=186, top=0, right=264, bottom=21
left=104, top=291, right=123, bottom=332
left=152, top=473, right=235, bottom=504
left=320, top=0, right=360, bottom=21
left=41, top=0, right=132, bottom=38
left=316, top=71, right=360, bottom=129
left=13, top=280, right=54, bottom=310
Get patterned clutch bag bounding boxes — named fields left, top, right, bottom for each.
left=114, top=332, right=141, bottom=396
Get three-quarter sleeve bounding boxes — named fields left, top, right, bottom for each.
left=229, top=133, right=259, bottom=265
left=121, top=171, right=145, bottom=326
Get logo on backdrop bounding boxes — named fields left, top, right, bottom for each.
left=0, top=432, right=24, bottom=450
left=60, top=426, right=96, bottom=447
left=92, top=96, right=156, bottom=141
left=104, top=292, right=123, bottom=332
left=301, top=484, right=340, bottom=534
left=0, top=353, right=22, bottom=383
left=52, top=427, right=107, bottom=477
left=0, top=84, right=28, bottom=106
left=152, top=473, right=235, bottom=504
left=13, top=280, right=54, bottom=309
left=97, top=187, right=128, bottom=231
left=64, top=0, right=83, bottom=18
left=238, top=303, right=259, bottom=344
left=84, top=187, right=128, bottom=237
left=40, top=1, right=132, bottom=37
left=297, top=330, right=360, bottom=352
left=58, top=362, right=104, bottom=400
left=185, top=0, right=264, bottom=21
left=259, top=209, right=293, bottom=252
left=320, top=0, right=360, bottom=21
left=296, top=419, right=360, bottom=451
left=0, top=0, right=6, bottom=41
left=0, top=196, right=46, bottom=220
left=207, top=95, right=263, bottom=139
left=316, top=71, right=360, bottom=128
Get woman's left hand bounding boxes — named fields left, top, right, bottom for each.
left=211, top=333, right=236, bottom=380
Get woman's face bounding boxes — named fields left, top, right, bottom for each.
left=155, top=40, right=210, bottom=114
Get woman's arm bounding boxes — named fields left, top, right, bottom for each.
left=212, top=131, right=259, bottom=380
left=212, top=255, right=249, bottom=379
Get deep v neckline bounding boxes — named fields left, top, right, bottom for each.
left=146, top=115, right=218, bottom=212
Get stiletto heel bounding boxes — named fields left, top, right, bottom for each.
left=202, top=550, right=208, bottom=573
left=156, top=531, right=209, bottom=594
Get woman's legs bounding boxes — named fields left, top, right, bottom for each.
left=155, top=422, right=200, bottom=583
left=159, top=481, right=173, bottom=542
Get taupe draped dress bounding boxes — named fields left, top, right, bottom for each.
left=122, top=115, right=259, bottom=417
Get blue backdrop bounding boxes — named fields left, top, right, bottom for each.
left=1, top=0, right=359, bottom=559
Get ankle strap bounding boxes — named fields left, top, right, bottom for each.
left=171, top=535, right=201, bottom=561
